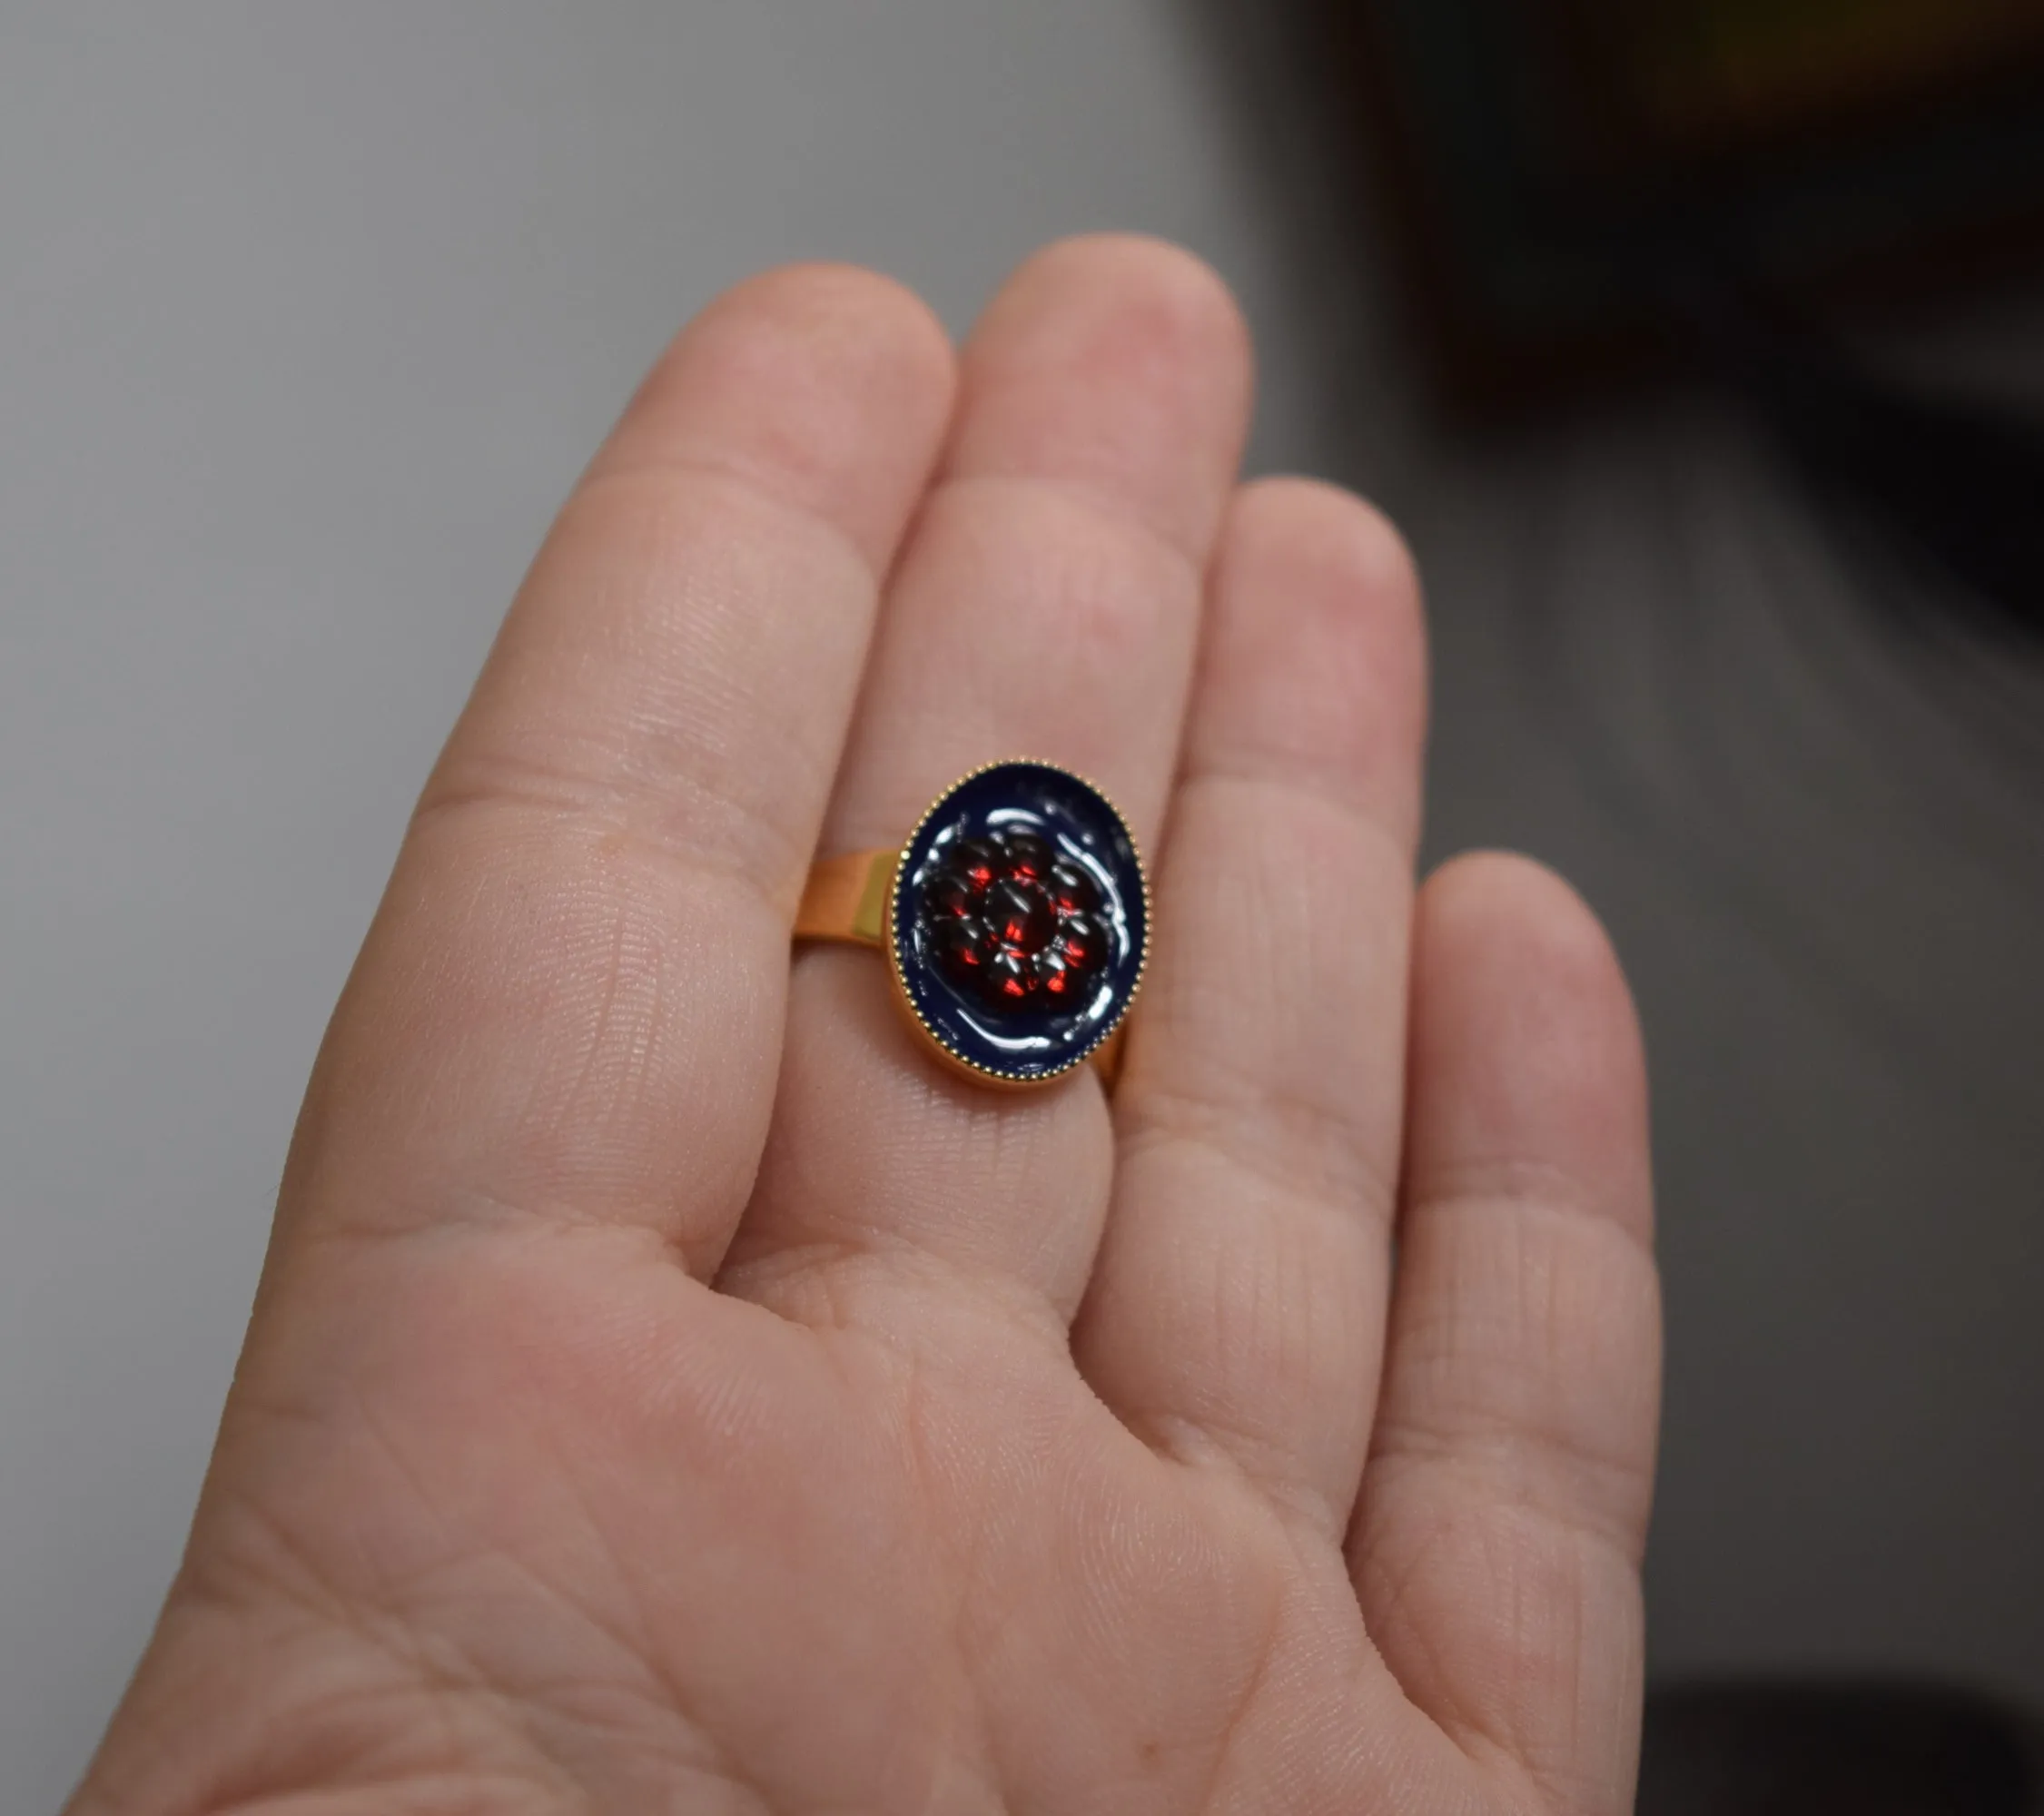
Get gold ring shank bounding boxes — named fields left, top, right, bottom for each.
left=793, top=846, right=1127, bottom=1090
left=793, top=848, right=896, bottom=948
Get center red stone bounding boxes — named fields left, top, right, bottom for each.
left=920, top=828, right=1109, bottom=1012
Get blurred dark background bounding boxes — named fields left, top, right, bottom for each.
left=3, top=3, right=2041, bottom=1809
left=1324, top=0, right=2044, bottom=409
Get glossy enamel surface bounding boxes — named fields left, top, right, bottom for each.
left=889, top=761, right=1146, bottom=1084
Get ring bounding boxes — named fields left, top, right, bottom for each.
left=794, top=758, right=1148, bottom=1089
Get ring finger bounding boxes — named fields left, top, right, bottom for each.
left=717, top=234, right=1251, bottom=1326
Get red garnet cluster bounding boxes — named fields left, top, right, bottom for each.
left=919, top=828, right=1109, bottom=1011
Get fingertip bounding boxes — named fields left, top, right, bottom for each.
left=1004, top=232, right=1253, bottom=370
left=1221, top=475, right=1427, bottom=709
left=594, top=261, right=959, bottom=573
left=1192, top=476, right=1427, bottom=843
left=1420, top=849, right=1623, bottom=975
left=1231, top=475, right=1422, bottom=609
left=953, top=233, right=1254, bottom=556
left=688, top=260, right=959, bottom=414
left=1412, top=852, right=1653, bottom=1240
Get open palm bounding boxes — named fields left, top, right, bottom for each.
left=73, top=238, right=1659, bottom=1816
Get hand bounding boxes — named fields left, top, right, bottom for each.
left=72, top=237, right=1659, bottom=1816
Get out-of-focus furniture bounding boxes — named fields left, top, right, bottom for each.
left=1326, top=0, right=2044, bottom=406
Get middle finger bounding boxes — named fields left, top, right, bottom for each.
left=719, top=235, right=1251, bottom=1326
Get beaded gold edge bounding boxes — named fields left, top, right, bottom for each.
left=884, top=756, right=1149, bottom=1090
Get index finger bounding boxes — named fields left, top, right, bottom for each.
left=282, top=265, right=957, bottom=1276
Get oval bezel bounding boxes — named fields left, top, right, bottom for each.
left=886, top=759, right=1148, bottom=1086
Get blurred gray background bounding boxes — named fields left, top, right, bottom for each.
left=4, top=4, right=2042, bottom=1808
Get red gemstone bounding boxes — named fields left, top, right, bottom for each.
left=986, top=878, right=1054, bottom=952
left=1059, top=913, right=1107, bottom=973
left=983, top=948, right=1037, bottom=1005
left=1035, top=950, right=1076, bottom=997
left=1002, top=832, right=1054, bottom=881
left=950, top=836, right=1001, bottom=892
left=932, top=917, right=988, bottom=985
left=1047, top=859, right=1100, bottom=915
left=924, top=873, right=974, bottom=920
left=919, top=821, right=1120, bottom=1017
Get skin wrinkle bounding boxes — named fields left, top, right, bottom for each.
left=207, top=1257, right=796, bottom=1812
left=732, top=1247, right=1080, bottom=1398
left=1185, top=1569, right=1286, bottom=1816
left=412, top=751, right=816, bottom=927
left=934, top=469, right=1209, bottom=587
left=516, top=872, right=720, bottom=1206
left=1170, top=755, right=1422, bottom=872
left=883, top=1346, right=1017, bottom=1816
left=1116, top=1083, right=1397, bottom=1233
left=1155, top=1406, right=1358, bottom=1550
left=1489, top=1524, right=1623, bottom=1816
left=220, top=1408, right=582, bottom=1716
left=1374, top=1209, right=1660, bottom=1521
left=1368, top=1434, right=1654, bottom=1571
left=212, top=1767, right=584, bottom=1815
left=862, top=1361, right=1028, bottom=1816
left=730, top=958, right=1120, bottom=1320
left=1357, top=1465, right=1644, bottom=1816
left=878, top=481, right=1198, bottom=712
left=824, top=507, right=1200, bottom=850
left=1408, top=1153, right=1657, bottom=1258
left=1365, top=1442, right=1650, bottom=1609
left=1190, top=1525, right=1387, bottom=1816
left=311, top=838, right=779, bottom=1255
left=423, top=476, right=876, bottom=902
left=569, top=449, right=897, bottom=596
left=536, top=883, right=641, bottom=1161
left=175, top=1532, right=558, bottom=1809
left=351, top=1337, right=836, bottom=1810
left=1349, top=1515, right=1545, bottom=1810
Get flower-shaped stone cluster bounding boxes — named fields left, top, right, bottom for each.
left=919, top=828, right=1109, bottom=1012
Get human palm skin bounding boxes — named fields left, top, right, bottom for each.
left=70, top=238, right=1660, bottom=1816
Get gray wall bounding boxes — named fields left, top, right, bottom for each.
left=5, top=5, right=2041, bottom=1808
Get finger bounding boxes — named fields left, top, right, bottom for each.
left=283, top=266, right=955, bottom=1275
left=719, top=234, right=1252, bottom=1324
left=1350, top=854, right=1660, bottom=1816
left=1070, top=479, right=1426, bottom=1539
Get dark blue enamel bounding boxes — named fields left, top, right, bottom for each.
left=892, top=762, right=1145, bottom=1081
